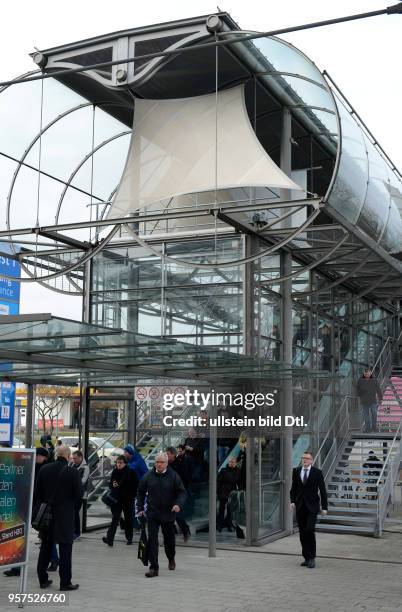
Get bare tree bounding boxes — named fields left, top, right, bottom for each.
left=35, top=385, right=72, bottom=434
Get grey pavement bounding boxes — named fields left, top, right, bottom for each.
left=1, top=529, right=402, bottom=612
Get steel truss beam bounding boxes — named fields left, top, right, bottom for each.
left=1, top=197, right=321, bottom=240
left=38, top=230, right=90, bottom=251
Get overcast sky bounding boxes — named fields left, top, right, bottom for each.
left=1, top=0, right=401, bottom=320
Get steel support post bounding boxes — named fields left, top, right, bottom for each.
left=280, top=107, right=294, bottom=534
left=25, top=383, right=34, bottom=448
left=208, top=397, right=217, bottom=557
left=281, top=251, right=294, bottom=533
left=128, top=397, right=137, bottom=446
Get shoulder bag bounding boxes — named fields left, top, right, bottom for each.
left=32, top=465, right=68, bottom=532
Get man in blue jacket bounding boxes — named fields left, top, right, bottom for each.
left=123, top=444, right=148, bottom=480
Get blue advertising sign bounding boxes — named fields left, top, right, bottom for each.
left=0, top=384, right=16, bottom=445
left=0, top=255, right=20, bottom=304
left=0, top=245, right=21, bottom=446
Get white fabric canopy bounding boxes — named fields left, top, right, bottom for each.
left=108, top=85, right=302, bottom=219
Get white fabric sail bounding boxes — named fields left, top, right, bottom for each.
left=108, top=84, right=302, bottom=219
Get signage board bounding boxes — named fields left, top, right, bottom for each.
left=0, top=246, right=21, bottom=447
left=0, top=448, right=35, bottom=569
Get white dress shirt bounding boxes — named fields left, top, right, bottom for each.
left=301, top=465, right=312, bottom=482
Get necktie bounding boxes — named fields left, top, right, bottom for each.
left=303, top=469, right=308, bottom=484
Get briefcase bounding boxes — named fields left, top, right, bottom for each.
left=32, top=502, right=52, bottom=532
left=101, top=490, right=118, bottom=507
left=137, top=525, right=149, bottom=566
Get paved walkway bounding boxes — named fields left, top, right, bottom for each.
left=1, top=530, right=402, bottom=612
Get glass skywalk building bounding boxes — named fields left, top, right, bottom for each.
left=0, top=12, right=401, bottom=544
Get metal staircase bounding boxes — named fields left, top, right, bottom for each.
left=316, top=343, right=402, bottom=537
left=317, top=432, right=400, bottom=535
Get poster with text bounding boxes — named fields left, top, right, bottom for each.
left=0, top=246, right=21, bottom=446
left=0, top=449, right=35, bottom=568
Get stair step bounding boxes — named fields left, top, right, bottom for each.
left=320, top=514, right=374, bottom=523
left=335, top=467, right=385, bottom=472
left=316, top=523, right=374, bottom=534
left=327, top=506, right=376, bottom=514
left=351, top=433, right=398, bottom=440
left=331, top=477, right=387, bottom=483
left=341, top=450, right=395, bottom=457
left=345, top=442, right=396, bottom=446
left=327, top=496, right=377, bottom=505
left=330, top=478, right=385, bottom=485
left=328, top=492, right=383, bottom=498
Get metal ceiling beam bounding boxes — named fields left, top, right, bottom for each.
left=37, top=230, right=91, bottom=251
left=0, top=197, right=321, bottom=239
left=0, top=313, right=52, bottom=324
left=324, top=203, right=402, bottom=276
left=0, top=347, right=173, bottom=377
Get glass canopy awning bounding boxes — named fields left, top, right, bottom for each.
left=0, top=314, right=328, bottom=385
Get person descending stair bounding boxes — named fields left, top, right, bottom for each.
left=356, top=368, right=383, bottom=433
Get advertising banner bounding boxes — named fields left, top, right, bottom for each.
left=0, top=383, right=16, bottom=445
left=0, top=448, right=35, bottom=569
left=0, top=246, right=21, bottom=447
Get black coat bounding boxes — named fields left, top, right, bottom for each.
left=36, top=457, right=83, bottom=543
left=290, top=466, right=328, bottom=514
left=217, top=466, right=241, bottom=500
left=136, top=466, right=186, bottom=522
left=169, top=456, right=191, bottom=488
left=363, top=454, right=382, bottom=477
left=108, top=465, right=138, bottom=503
left=356, top=376, right=382, bottom=407
left=32, top=460, right=46, bottom=515
left=183, top=437, right=204, bottom=464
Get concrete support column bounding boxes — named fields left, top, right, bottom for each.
left=25, top=383, right=34, bottom=448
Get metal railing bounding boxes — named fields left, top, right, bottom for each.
left=372, top=336, right=394, bottom=389
left=315, top=395, right=352, bottom=480
left=375, top=417, right=402, bottom=536
left=87, top=420, right=127, bottom=466
left=86, top=418, right=129, bottom=504
left=136, top=400, right=203, bottom=466
left=372, top=330, right=402, bottom=387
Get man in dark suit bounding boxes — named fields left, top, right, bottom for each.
left=290, top=451, right=328, bottom=568
left=137, top=451, right=186, bottom=577
left=36, top=445, right=83, bottom=591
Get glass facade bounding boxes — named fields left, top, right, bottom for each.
left=0, top=15, right=401, bottom=544
left=87, top=241, right=396, bottom=539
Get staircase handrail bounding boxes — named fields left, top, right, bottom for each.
left=315, top=395, right=348, bottom=462
left=87, top=418, right=128, bottom=463
left=315, top=395, right=352, bottom=478
left=137, top=399, right=203, bottom=465
left=375, top=416, right=402, bottom=536
left=374, top=418, right=402, bottom=490
left=372, top=336, right=395, bottom=389
left=372, top=336, right=392, bottom=372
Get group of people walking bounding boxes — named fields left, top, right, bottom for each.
left=101, top=447, right=186, bottom=577
left=2, top=367, right=385, bottom=590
